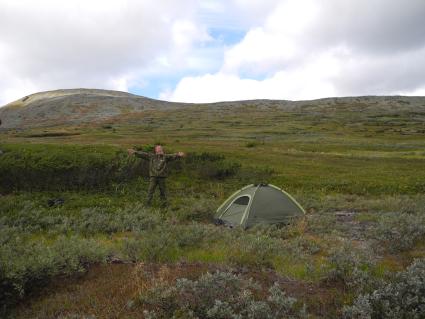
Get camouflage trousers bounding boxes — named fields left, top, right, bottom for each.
left=146, top=177, right=167, bottom=206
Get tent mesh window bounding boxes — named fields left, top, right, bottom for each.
left=233, top=196, right=249, bottom=205
left=222, top=195, right=250, bottom=225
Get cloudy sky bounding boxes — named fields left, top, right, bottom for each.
left=1, top=0, right=425, bottom=105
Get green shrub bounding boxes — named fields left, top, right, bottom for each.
left=0, top=203, right=161, bottom=235
left=134, top=144, right=155, bottom=153
left=0, top=146, right=260, bottom=192
left=74, top=205, right=161, bottom=235
left=143, top=230, right=176, bottom=262
left=172, top=224, right=217, bottom=249
left=185, top=152, right=225, bottom=163
left=245, top=141, right=258, bottom=148
left=23, top=131, right=81, bottom=138
left=184, top=152, right=241, bottom=180
left=121, top=224, right=217, bottom=263
left=0, top=234, right=109, bottom=312
left=197, top=160, right=241, bottom=180
left=284, top=236, right=321, bottom=256
left=372, top=212, right=425, bottom=252
left=343, top=258, right=425, bottom=319
left=173, top=196, right=217, bottom=222
left=0, top=143, right=145, bottom=192
left=248, top=223, right=305, bottom=241
left=228, top=234, right=282, bottom=268
left=306, top=213, right=337, bottom=235
left=325, top=242, right=376, bottom=291
left=135, top=271, right=307, bottom=318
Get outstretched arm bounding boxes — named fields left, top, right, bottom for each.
left=166, top=152, right=185, bottom=161
left=127, top=149, right=151, bottom=160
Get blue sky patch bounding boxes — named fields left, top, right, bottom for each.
left=208, top=28, right=246, bottom=45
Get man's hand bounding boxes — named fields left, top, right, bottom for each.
left=177, top=152, right=185, bottom=157
left=127, top=149, right=136, bottom=156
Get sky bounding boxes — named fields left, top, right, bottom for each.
left=1, top=0, right=425, bottom=105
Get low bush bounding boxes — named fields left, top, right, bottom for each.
left=0, top=143, right=144, bottom=192
left=227, top=234, right=282, bottom=268
left=183, top=152, right=245, bottom=180
left=248, top=222, right=306, bottom=241
left=0, top=145, right=260, bottom=192
left=120, top=223, right=219, bottom=263
left=306, top=212, right=338, bottom=235
left=75, top=205, right=162, bottom=235
left=23, top=131, right=81, bottom=138
left=284, top=236, right=321, bottom=256
left=172, top=196, right=217, bottom=222
left=372, top=211, right=425, bottom=252
left=134, top=270, right=308, bottom=319
left=0, top=203, right=162, bottom=235
left=185, top=152, right=225, bottom=163
left=245, top=141, right=258, bottom=148
left=0, top=233, right=109, bottom=313
left=343, top=258, right=425, bottom=319
left=197, top=160, right=241, bottom=180
left=325, top=242, right=376, bottom=292
left=121, top=232, right=175, bottom=263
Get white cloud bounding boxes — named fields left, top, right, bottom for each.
left=163, top=71, right=336, bottom=103
left=164, top=47, right=344, bottom=102
left=164, top=0, right=425, bottom=102
left=172, top=20, right=211, bottom=49
left=399, top=87, right=425, bottom=96
left=1, top=0, right=425, bottom=105
left=222, top=27, right=298, bottom=75
left=0, top=0, right=207, bottom=105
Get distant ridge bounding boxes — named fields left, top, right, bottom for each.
left=0, top=89, right=186, bottom=129
left=0, top=88, right=424, bottom=129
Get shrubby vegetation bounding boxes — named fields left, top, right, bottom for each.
left=2, top=188, right=425, bottom=318
left=344, top=258, right=425, bottom=319
left=0, top=203, right=163, bottom=235
left=3, top=188, right=425, bottom=317
left=1, top=138, right=425, bottom=318
left=184, top=152, right=242, bottom=180
left=134, top=270, right=307, bottom=319
left=0, top=144, right=137, bottom=191
left=372, top=211, right=425, bottom=252
left=325, top=242, right=378, bottom=293
left=120, top=223, right=220, bottom=263
left=0, top=144, right=255, bottom=192
left=0, top=230, right=109, bottom=311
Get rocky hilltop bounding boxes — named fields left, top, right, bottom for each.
left=0, top=89, right=186, bottom=129
left=0, top=88, right=424, bottom=129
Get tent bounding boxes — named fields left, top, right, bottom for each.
left=215, top=184, right=305, bottom=229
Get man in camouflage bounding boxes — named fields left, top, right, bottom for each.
left=128, top=145, right=185, bottom=206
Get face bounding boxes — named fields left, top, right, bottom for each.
left=155, top=145, right=164, bottom=155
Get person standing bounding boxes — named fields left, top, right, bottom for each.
left=128, top=145, right=185, bottom=206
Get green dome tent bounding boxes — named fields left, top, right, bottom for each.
left=215, top=184, right=305, bottom=229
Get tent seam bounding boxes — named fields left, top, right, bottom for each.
left=241, top=184, right=261, bottom=229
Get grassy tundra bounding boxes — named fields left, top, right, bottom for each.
left=1, top=99, right=425, bottom=318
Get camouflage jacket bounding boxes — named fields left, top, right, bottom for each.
left=135, top=151, right=180, bottom=177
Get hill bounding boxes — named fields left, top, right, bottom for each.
left=1, top=88, right=425, bottom=129
left=0, top=89, right=184, bottom=129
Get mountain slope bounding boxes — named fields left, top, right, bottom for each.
left=0, top=89, right=185, bottom=129
left=1, top=88, right=425, bottom=129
